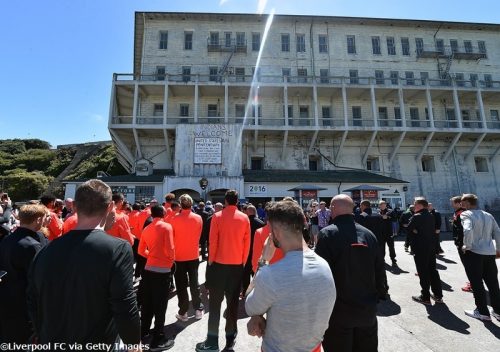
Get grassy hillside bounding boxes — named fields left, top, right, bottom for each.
left=0, top=139, right=125, bottom=201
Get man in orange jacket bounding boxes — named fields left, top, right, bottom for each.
left=106, top=193, right=134, bottom=246
left=196, top=190, right=250, bottom=352
left=40, top=195, right=62, bottom=241
left=138, top=205, right=175, bottom=350
left=170, top=194, right=204, bottom=322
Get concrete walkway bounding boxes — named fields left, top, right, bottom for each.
left=145, top=236, right=500, bottom=351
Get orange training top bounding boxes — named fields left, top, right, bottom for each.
left=252, top=224, right=285, bottom=272
left=209, top=205, right=251, bottom=265
left=138, top=218, right=175, bottom=269
left=47, top=211, right=63, bottom=241
left=106, top=211, right=134, bottom=245
left=128, top=210, right=142, bottom=239
left=170, top=209, right=203, bottom=261
left=62, top=213, right=78, bottom=235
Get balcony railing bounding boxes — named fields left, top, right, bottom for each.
left=416, top=45, right=487, bottom=60
left=207, top=38, right=247, bottom=53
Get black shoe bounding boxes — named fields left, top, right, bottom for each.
left=195, top=341, right=219, bottom=352
left=412, top=295, right=431, bottom=305
left=150, top=334, right=174, bottom=351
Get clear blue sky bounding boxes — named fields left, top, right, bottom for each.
left=1, top=0, right=498, bottom=147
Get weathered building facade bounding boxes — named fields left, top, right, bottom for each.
left=102, top=12, right=500, bottom=212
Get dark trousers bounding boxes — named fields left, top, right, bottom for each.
left=385, top=235, right=396, bottom=260
left=0, top=314, right=31, bottom=343
left=241, top=260, right=253, bottom=295
left=463, top=251, right=500, bottom=315
left=435, top=233, right=443, bottom=254
left=414, top=249, right=443, bottom=300
left=403, top=229, right=412, bottom=249
left=377, top=244, right=389, bottom=291
left=135, top=253, right=147, bottom=279
left=174, top=260, right=203, bottom=315
left=139, top=270, right=170, bottom=337
left=200, top=234, right=208, bottom=259
left=206, top=263, right=243, bottom=347
left=323, top=319, right=378, bottom=352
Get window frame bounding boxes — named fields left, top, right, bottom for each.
left=159, top=31, right=168, bottom=50
left=347, top=35, right=356, bottom=54
left=319, top=34, right=328, bottom=53
left=387, top=37, right=396, bottom=55
left=281, top=34, right=290, bottom=52
left=184, top=31, right=193, bottom=50
left=401, top=37, right=410, bottom=56
left=372, top=36, right=381, bottom=55
left=296, top=34, right=306, bottom=53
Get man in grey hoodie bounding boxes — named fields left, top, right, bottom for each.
left=460, top=193, right=500, bottom=322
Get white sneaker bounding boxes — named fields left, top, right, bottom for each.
left=490, top=308, right=500, bottom=322
left=195, top=309, right=204, bottom=320
left=176, top=313, right=189, bottom=322
left=464, top=308, right=491, bottom=321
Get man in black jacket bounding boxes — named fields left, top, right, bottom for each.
left=196, top=202, right=210, bottom=261
left=407, top=197, right=443, bottom=305
left=27, top=179, right=141, bottom=348
left=400, top=205, right=415, bottom=253
left=378, top=201, right=397, bottom=265
left=316, top=194, right=386, bottom=352
left=0, top=204, right=47, bottom=343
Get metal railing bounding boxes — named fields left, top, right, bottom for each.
left=206, top=38, right=247, bottom=53
left=416, top=45, right=487, bottom=60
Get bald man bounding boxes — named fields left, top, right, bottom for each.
left=315, top=194, right=386, bottom=352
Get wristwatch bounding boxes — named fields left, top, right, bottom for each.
left=257, top=259, right=269, bottom=269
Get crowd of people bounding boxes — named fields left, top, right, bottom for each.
left=0, top=183, right=499, bottom=352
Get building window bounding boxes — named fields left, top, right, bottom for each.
left=224, top=32, right=232, bottom=48
left=299, top=106, right=309, bottom=118
left=349, top=70, right=359, bottom=84
left=180, top=104, right=189, bottom=117
left=153, top=104, right=163, bottom=116
left=251, top=158, right=263, bottom=170
left=282, top=68, right=291, bottom=80
left=375, top=70, right=384, bottom=85
left=297, top=68, right=307, bottom=83
left=490, top=110, right=499, bottom=121
left=436, top=39, right=445, bottom=54
left=421, top=156, right=435, bottom=172
left=470, top=73, right=478, bottom=87
left=283, top=105, right=293, bottom=119
left=415, top=38, right=424, bottom=56
left=159, top=31, right=168, bottom=49
left=135, top=186, right=155, bottom=203
left=184, top=32, right=193, bottom=50
left=252, top=33, right=261, bottom=51
left=390, top=71, right=399, bottom=85
left=281, top=33, right=290, bottom=52
left=484, top=74, right=493, bottom=88
left=235, top=104, right=245, bottom=118
left=420, top=72, right=429, bottom=85
left=209, top=32, right=219, bottom=46
left=156, top=66, right=165, bottom=81
left=366, top=157, right=380, bottom=171
left=347, top=35, right=356, bottom=54
left=410, top=108, right=420, bottom=127
left=322, top=106, right=331, bottom=118
left=474, top=157, right=488, bottom=172
left=320, top=69, right=329, bottom=83
left=478, top=40, right=487, bottom=55
left=405, top=71, right=415, bottom=85
left=309, top=158, right=318, bottom=171
left=209, top=67, right=218, bottom=82
left=182, top=66, right=191, bottom=82
left=464, top=40, right=473, bottom=53
left=378, top=107, right=388, bottom=125
left=319, top=35, right=328, bottom=53
left=352, top=106, right=362, bottom=126
left=208, top=104, right=219, bottom=117
left=401, top=38, right=410, bottom=56
left=372, top=36, right=381, bottom=55
left=252, top=104, right=262, bottom=118
left=236, top=32, right=246, bottom=47
left=450, top=39, right=459, bottom=54
left=394, top=107, right=402, bottom=126
left=252, top=67, right=261, bottom=81
left=387, top=37, right=396, bottom=55
left=455, top=73, right=465, bottom=87
left=235, top=67, right=245, bottom=82
left=296, top=34, right=306, bottom=52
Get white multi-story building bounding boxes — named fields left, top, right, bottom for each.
left=74, top=12, right=500, bottom=212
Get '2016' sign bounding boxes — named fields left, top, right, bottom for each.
left=248, top=185, right=267, bottom=196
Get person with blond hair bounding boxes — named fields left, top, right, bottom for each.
left=170, top=194, right=204, bottom=322
left=0, top=204, right=48, bottom=342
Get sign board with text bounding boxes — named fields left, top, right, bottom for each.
left=248, top=184, right=268, bottom=196
left=194, top=137, right=222, bottom=164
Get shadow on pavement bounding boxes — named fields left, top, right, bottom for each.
left=436, top=262, right=447, bottom=271
left=385, top=263, right=410, bottom=275
left=436, top=256, right=458, bottom=265
left=441, top=280, right=454, bottom=292
left=377, top=299, right=402, bottom=317
left=482, top=320, right=500, bottom=339
left=424, top=304, right=470, bottom=334
left=163, top=316, right=201, bottom=339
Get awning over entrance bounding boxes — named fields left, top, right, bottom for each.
left=342, top=184, right=390, bottom=192
left=287, top=184, right=328, bottom=191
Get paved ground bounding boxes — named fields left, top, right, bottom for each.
left=144, top=234, right=500, bottom=351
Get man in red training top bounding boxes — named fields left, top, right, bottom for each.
left=196, top=190, right=250, bottom=352
left=40, top=195, right=62, bottom=241
left=170, top=194, right=204, bottom=322
left=62, top=212, right=78, bottom=235
left=106, top=193, right=134, bottom=246
left=138, top=205, right=175, bottom=350
left=163, top=193, right=175, bottom=219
